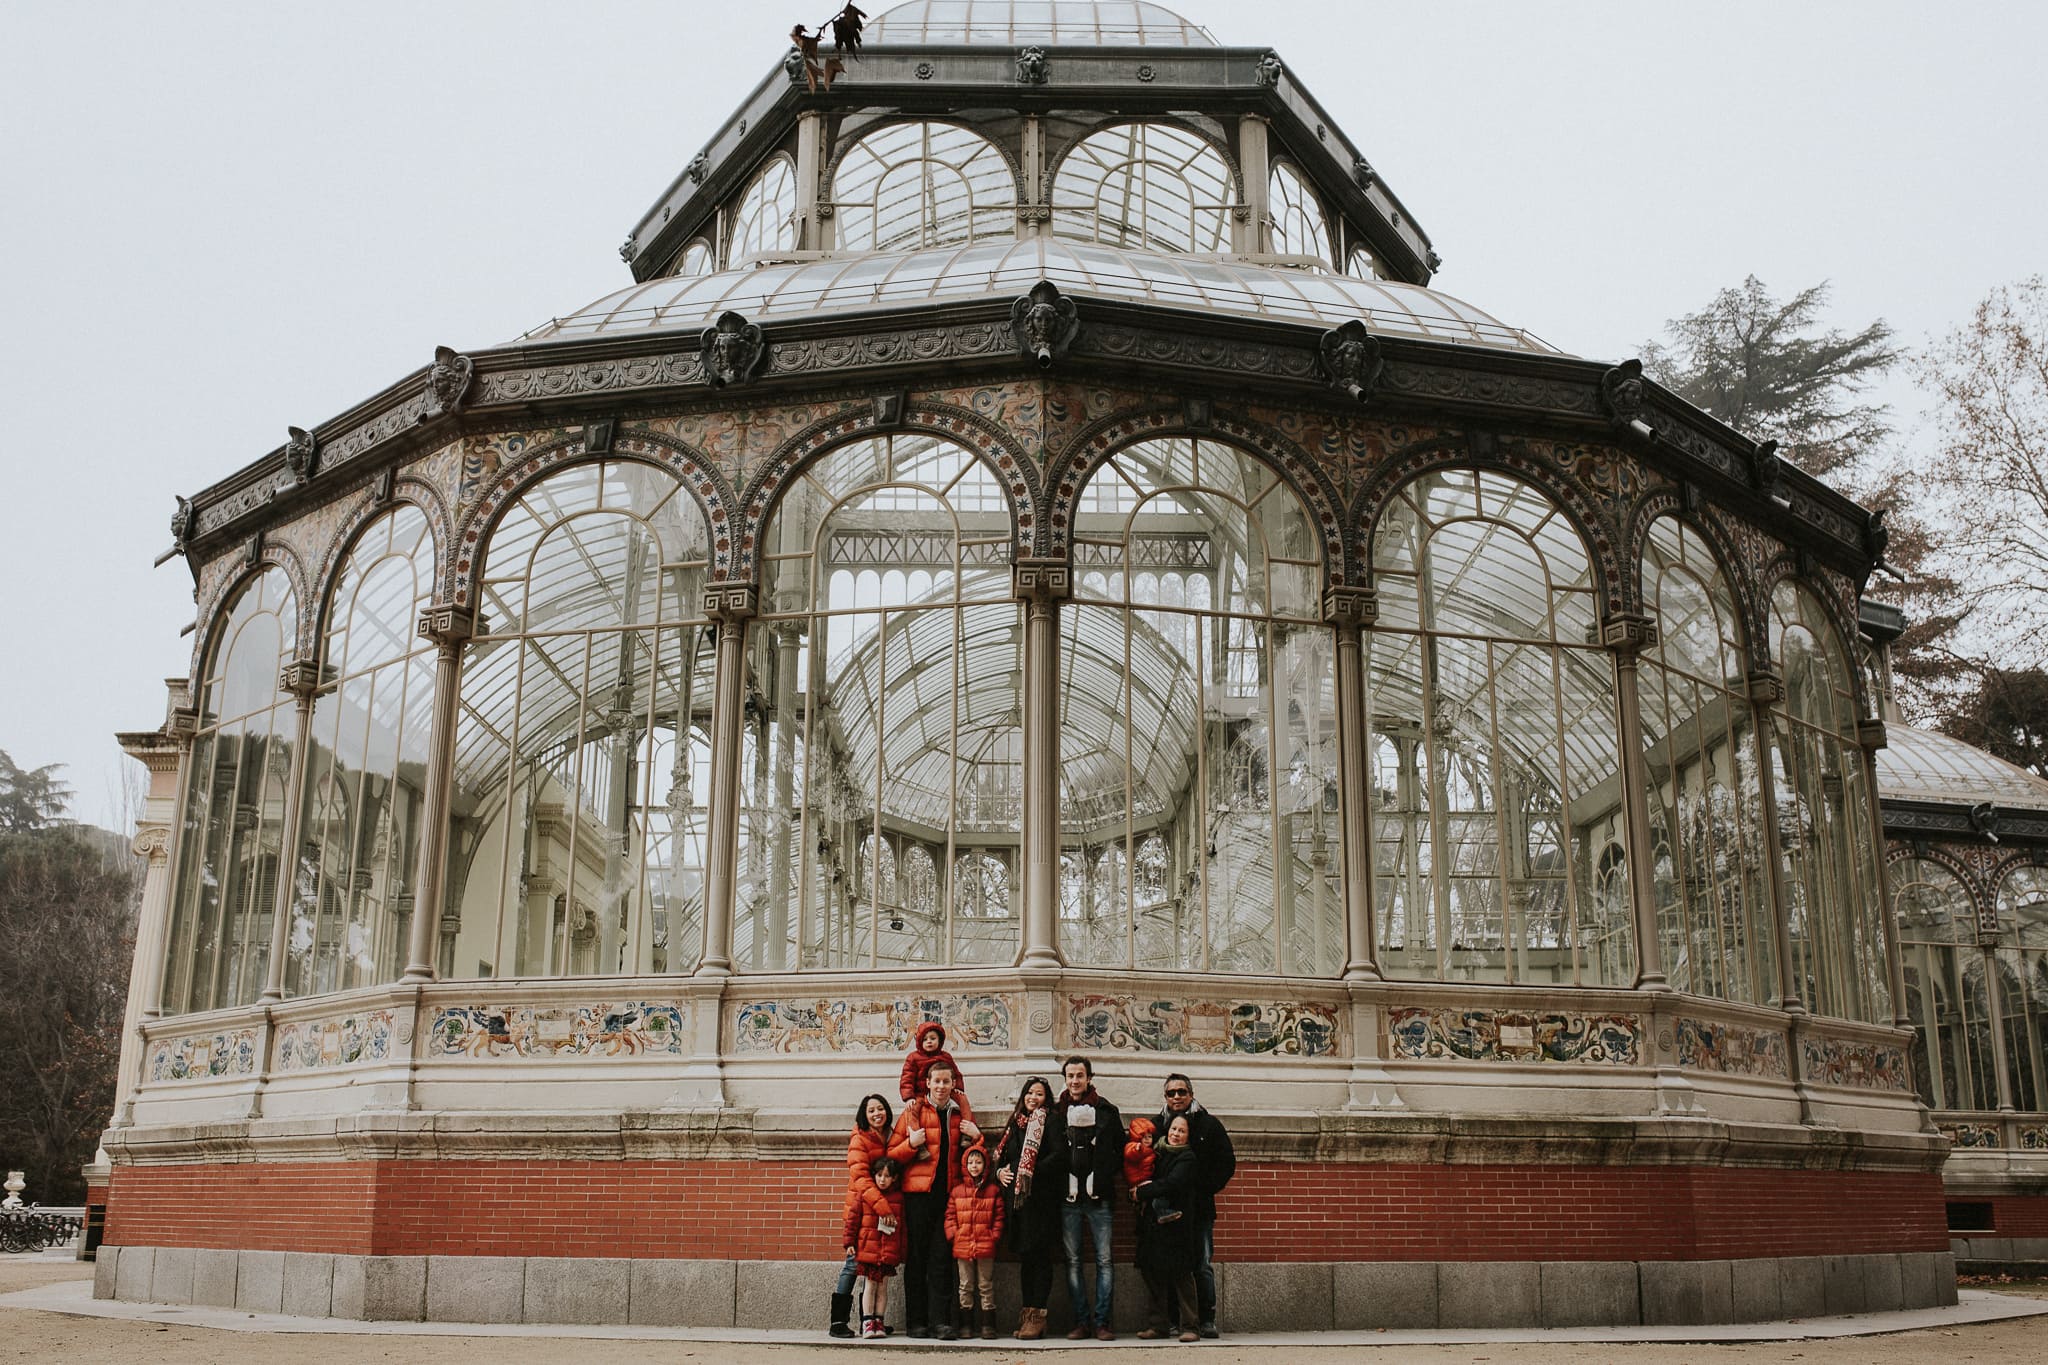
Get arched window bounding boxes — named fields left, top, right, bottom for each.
left=445, top=461, right=713, bottom=978
left=1267, top=161, right=1329, bottom=263
left=1065, top=438, right=1338, bottom=975
left=673, top=240, right=714, bottom=278
left=1051, top=122, right=1235, bottom=254
left=1893, top=855, right=1979, bottom=1108
left=1345, top=243, right=1381, bottom=281
left=829, top=121, right=1016, bottom=251
left=728, top=158, right=799, bottom=265
left=1636, top=518, right=1774, bottom=1004
left=1769, top=581, right=1888, bottom=1021
left=164, top=566, right=299, bottom=1014
left=1369, top=469, right=1628, bottom=987
left=750, top=434, right=1018, bottom=969
left=286, top=506, right=436, bottom=996
left=1997, top=864, right=2048, bottom=1111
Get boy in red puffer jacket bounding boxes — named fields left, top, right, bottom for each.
left=899, top=1020, right=976, bottom=1122
left=944, top=1141, right=1006, bottom=1339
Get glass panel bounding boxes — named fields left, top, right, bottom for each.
left=1064, top=438, right=1338, bottom=976
left=163, top=566, right=299, bottom=1015
left=1366, top=468, right=1629, bottom=987
left=729, top=158, right=799, bottom=266
left=1051, top=123, right=1234, bottom=255
left=1267, top=161, right=1330, bottom=264
left=445, top=462, right=712, bottom=979
left=751, top=434, right=1020, bottom=970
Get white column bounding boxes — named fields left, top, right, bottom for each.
left=1324, top=587, right=1381, bottom=982
left=1748, top=669, right=1805, bottom=1014
left=795, top=110, right=827, bottom=251
left=1604, top=612, right=1670, bottom=991
left=1015, top=560, right=1067, bottom=969
left=1236, top=114, right=1270, bottom=254
left=1858, top=720, right=1913, bottom=1028
left=260, top=665, right=319, bottom=1002
left=696, top=584, right=758, bottom=977
left=110, top=717, right=191, bottom=1125
left=403, top=607, right=473, bottom=982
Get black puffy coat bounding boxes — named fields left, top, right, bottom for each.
left=1150, top=1102, right=1235, bottom=1223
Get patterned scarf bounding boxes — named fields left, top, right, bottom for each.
left=1014, top=1107, right=1046, bottom=1202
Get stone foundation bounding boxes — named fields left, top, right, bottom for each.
left=92, top=1246, right=1958, bottom=1328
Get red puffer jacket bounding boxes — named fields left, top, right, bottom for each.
left=845, top=1183, right=905, bottom=1266
left=943, top=1170, right=1006, bottom=1260
left=889, top=1097, right=970, bottom=1194
left=847, top=1125, right=889, bottom=1200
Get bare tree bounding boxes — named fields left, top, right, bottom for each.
left=1922, top=276, right=2048, bottom=662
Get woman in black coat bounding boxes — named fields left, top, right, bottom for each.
left=993, top=1075, right=1066, bottom=1340
left=1133, top=1115, right=1202, bottom=1342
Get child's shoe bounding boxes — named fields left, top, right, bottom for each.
left=863, top=1315, right=884, bottom=1339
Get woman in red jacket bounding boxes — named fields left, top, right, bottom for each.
left=828, top=1093, right=894, bottom=1338
left=944, top=1141, right=1006, bottom=1339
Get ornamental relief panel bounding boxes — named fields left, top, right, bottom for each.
left=274, top=1009, right=397, bottom=1072
left=1674, top=1016, right=1789, bottom=1079
left=729, top=992, right=1017, bottom=1054
left=147, top=1027, right=259, bottom=1083
left=1387, top=1006, right=1644, bottom=1066
left=1061, top=993, right=1342, bottom=1057
left=429, top=1001, right=688, bottom=1058
left=1799, top=1036, right=1911, bottom=1092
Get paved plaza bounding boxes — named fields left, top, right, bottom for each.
left=5, top=1257, right=2047, bottom=1364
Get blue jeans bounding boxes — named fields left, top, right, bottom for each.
left=1193, top=1218, right=1216, bottom=1324
left=1061, top=1197, right=1114, bottom=1327
left=834, top=1247, right=858, bottom=1297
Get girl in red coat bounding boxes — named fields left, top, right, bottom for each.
left=899, top=1020, right=976, bottom=1121
left=829, top=1093, right=894, bottom=1337
left=845, top=1156, right=906, bottom=1338
left=943, top=1141, right=1006, bottom=1338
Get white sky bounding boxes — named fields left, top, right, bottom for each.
left=3, top=1, right=2044, bottom=830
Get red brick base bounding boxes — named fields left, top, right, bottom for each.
left=106, top=1159, right=1949, bottom=1261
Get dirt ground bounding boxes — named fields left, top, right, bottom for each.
left=4, top=1257, right=2046, bottom=1365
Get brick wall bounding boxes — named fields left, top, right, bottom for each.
left=107, top=1158, right=1952, bottom=1261
left=1986, top=1194, right=2048, bottom=1238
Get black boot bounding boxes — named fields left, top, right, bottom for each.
left=829, top=1291, right=855, bottom=1338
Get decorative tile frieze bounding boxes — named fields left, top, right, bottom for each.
left=1387, top=1007, right=1643, bottom=1065
left=2019, top=1125, right=2047, bottom=1151
left=273, top=1009, right=397, bottom=1072
left=730, top=992, right=1016, bottom=1054
left=147, top=1028, right=259, bottom=1082
left=429, top=1001, right=687, bottom=1058
left=1062, top=994, right=1341, bottom=1057
left=1674, top=1017, right=1789, bottom=1079
left=1940, top=1122, right=2001, bottom=1150
left=1799, top=1036, right=1911, bottom=1092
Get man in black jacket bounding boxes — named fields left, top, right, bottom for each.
left=1154, top=1072, right=1234, bottom=1337
left=1055, top=1055, right=1123, bottom=1340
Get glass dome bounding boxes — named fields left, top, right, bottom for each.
left=524, top=238, right=1557, bottom=354
left=865, top=0, right=1217, bottom=46
left=1875, top=724, right=2048, bottom=811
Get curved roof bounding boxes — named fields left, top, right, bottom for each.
left=522, top=239, right=1557, bottom=354
left=1876, top=724, right=2048, bottom=812
left=866, top=1, right=1216, bottom=46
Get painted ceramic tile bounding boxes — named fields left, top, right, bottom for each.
left=1799, top=1036, right=1911, bottom=1093
left=274, top=1009, right=396, bottom=1072
left=2019, top=1125, right=2047, bottom=1151
left=1942, top=1123, right=2001, bottom=1150
left=1674, top=1017, right=1790, bottom=1079
left=1387, top=1007, right=1643, bottom=1065
left=429, top=1001, right=686, bottom=1058
left=729, top=993, right=1016, bottom=1054
left=147, top=1028, right=259, bottom=1082
left=1063, top=994, right=1341, bottom=1057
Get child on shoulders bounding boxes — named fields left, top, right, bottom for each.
left=900, top=1020, right=976, bottom=1123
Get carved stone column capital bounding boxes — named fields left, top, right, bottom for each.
left=1857, top=718, right=1889, bottom=752
left=1598, top=611, right=1659, bottom=655
left=130, top=824, right=172, bottom=864
left=1322, top=586, right=1379, bottom=628
left=417, top=605, right=477, bottom=649
left=278, top=658, right=324, bottom=698
left=1012, top=558, right=1071, bottom=603
left=701, top=582, right=760, bottom=623
left=1745, top=669, right=1786, bottom=705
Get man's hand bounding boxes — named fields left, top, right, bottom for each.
left=997, top=1167, right=1014, bottom=1188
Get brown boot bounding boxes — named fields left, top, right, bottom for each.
left=979, top=1302, right=997, bottom=1339
left=1015, top=1306, right=1046, bottom=1340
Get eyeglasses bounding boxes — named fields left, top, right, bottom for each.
left=1164, top=1088, right=1191, bottom=1098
